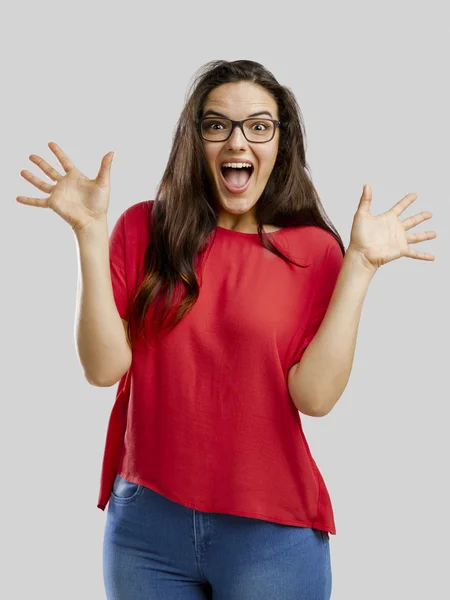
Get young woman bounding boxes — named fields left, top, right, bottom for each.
left=17, top=59, right=435, bottom=600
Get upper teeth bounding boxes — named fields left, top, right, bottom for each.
left=222, top=162, right=252, bottom=169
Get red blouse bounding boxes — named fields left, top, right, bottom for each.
left=97, top=200, right=344, bottom=535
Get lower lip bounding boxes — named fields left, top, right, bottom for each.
left=219, top=168, right=254, bottom=195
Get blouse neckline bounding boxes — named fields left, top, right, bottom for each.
left=216, top=225, right=286, bottom=237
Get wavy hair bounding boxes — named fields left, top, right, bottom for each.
left=126, top=59, right=346, bottom=348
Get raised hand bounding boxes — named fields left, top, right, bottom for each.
left=17, top=142, right=115, bottom=234
left=348, top=184, right=437, bottom=271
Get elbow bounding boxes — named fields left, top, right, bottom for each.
left=288, top=364, right=327, bottom=417
left=82, top=353, right=132, bottom=388
left=92, top=378, right=117, bottom=388
left=291, top=389, right=335, bottom=417
left=294, top=398, right=328, bottom=418
left=296, top=396, right=337, bottom=417
left=85, top=372, right=114, bottom=387
left=289, top=384, right=327, bottom=417
left=84, top=368, right=128, bottom=388
left=310, top=405, right=330, bottom=418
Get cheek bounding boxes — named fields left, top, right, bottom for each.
left=259, top=142, right=278, bottom=170
left=259, top=152, right=277, bottom=174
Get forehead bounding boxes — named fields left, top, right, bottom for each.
left=203, top=82, right=278, bottom=118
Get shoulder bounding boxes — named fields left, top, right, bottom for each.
left=304, top=227, right=344, bottom=278
left=284, top=225, right=343, bottom=263
left=293, top=225, right=339, bottom=247
left=109, top=201, right=154, bottom=257
left=112, top=200, right=154, bottom=238
left=120, top=199, right=154, bottom=222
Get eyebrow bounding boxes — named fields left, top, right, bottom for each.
left=202, top=109, right=274, bottom=119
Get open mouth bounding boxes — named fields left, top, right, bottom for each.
left=219, top=164, right=254, bottom=193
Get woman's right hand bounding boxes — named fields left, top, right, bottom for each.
left=16, top=142, right=115, bottom=234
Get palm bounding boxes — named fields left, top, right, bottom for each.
left=17, top=142, right=115, bottom=232
left=348, top=185, right=436, bottom=270
left=48, top=169, right=109, bottom=225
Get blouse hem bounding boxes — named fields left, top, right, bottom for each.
left=97, top=471, right=336, bottom=535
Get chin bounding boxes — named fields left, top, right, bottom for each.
left=215, top=193, right=257, bottom=214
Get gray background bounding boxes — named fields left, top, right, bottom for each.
left=2, top=1, right=449, bottom=598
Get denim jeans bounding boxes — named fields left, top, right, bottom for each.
left=103, top=474, right=332, bottom=599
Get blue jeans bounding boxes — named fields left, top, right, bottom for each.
left=103, top=474, right=332, bottom=599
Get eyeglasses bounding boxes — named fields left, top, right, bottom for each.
left=199, top=117, right=281, bottom=143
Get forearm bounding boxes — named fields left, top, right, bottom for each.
left=74, top=219, right=131, bottom=387
left=289, top=248, right=377, bottom=416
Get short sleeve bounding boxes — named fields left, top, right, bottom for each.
left=109, top=211, right=130, bottom=320
left=290, top=236, right=344, bottom=366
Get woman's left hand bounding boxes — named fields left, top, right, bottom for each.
left=348, top=184, right=436, bottom=272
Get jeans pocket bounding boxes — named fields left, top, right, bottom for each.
left=110, top=474, right=143, bottom=503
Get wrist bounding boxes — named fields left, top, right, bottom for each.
left=345, top=246, right=379, bottom=276
left=73, top=217, right=108, bottom=239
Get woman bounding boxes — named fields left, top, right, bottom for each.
left=17, top=59, right=435, bottom=600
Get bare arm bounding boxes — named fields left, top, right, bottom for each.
left=74, top=219, right=132, bottom=387
left=288, top=248, right=376, bottom=416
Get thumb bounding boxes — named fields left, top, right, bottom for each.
left=96, top=151, right=115, bottom=188
left=357, top=183, right=372, bottom=215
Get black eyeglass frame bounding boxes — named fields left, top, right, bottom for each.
left=198, top=117, right=282, bottom=143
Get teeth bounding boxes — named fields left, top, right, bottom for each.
left=221, top=162, right=252, bottom=169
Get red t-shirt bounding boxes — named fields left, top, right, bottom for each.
left=97, top=200, right=344, bottom=535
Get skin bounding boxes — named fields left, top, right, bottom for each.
left=201, top=81, right=282, bottom=234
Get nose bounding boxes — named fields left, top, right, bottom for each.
left=226, top=123, right=248, bottom=149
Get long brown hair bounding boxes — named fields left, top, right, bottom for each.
left=126, top=59, right=346, bottom=348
